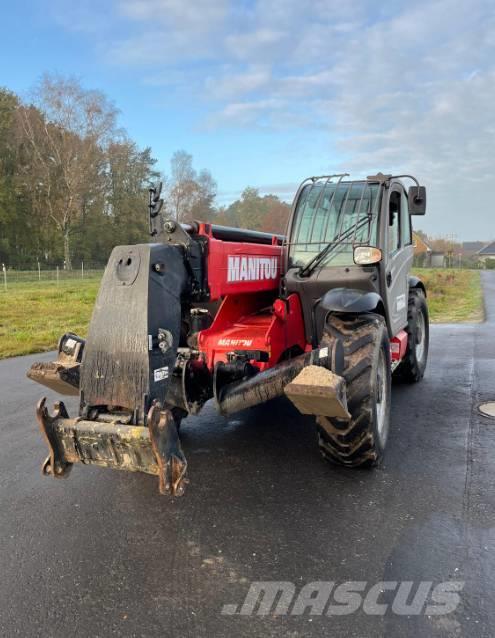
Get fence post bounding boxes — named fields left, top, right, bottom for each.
left=2, top=264, right=6, bottom=291
left=37, top=260, right=41, bottom=281
left=81, top=261, right=84, bottom=279
left=56, top=266, right=59, bottom=285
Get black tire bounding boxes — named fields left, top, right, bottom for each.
left=317, top=314, right=391, bottom=467
left=394, top=289, right=429, bottom=383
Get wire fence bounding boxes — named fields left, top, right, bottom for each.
left=1, top=262, right=106, bottom=289
left=1, top=254, right=487, bottom=292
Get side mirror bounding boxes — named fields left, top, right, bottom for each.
left=408, top=186, right=426, bottom=215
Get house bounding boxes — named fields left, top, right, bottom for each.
left=477, top=241, right=495, bottom=265
left=430, top=252, right=447, bottom=268
left=413, top=232, right=433, bottom=267
left=462, top=241, right=487, bottom=257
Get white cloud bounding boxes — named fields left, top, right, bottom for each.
left=205, top=66, right=271, bottom=99
left=107, top=0, right=229, bottom=64
left=53, top=0, right=495, bottom=236
left=210, top=97, right=287, bottom=128
left=119, top=0, right=228, bottom=26
left=225, top=28, right=287, bottom=61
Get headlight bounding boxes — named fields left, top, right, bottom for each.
left=353, top=246, right=382, bottom=265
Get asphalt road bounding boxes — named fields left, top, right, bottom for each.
left=0, top=273, right=494, bottom=637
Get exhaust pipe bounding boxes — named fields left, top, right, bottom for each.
left=215, top=343, right=344, bottom=417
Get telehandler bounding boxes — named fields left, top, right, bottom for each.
left=28, top=173, right=429, bottom=496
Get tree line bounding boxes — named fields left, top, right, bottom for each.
left=0, top=75, right=291, bottom=270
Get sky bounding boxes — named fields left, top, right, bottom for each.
left=0, top=0, right=494, bottom=240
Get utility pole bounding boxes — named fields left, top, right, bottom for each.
left=447, top=233, right=457, bottom=268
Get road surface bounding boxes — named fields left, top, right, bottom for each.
left=0, top=273, right=494, bottom=637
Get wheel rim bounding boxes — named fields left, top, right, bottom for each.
left=415, top=310, right=426, bottom=363
left=375, top=349, right=389, bottom=445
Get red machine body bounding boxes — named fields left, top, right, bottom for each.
left=192, top=223, right=308, bottom=372
left=190, top=222, right=407, bottom=374
left=198, top=292, right=309, bottom=371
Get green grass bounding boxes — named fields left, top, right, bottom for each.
left=0, top=279, right=99, bottom=359
left=0, top=268, right=485, bottom=359
left=413, top=268, right=484, bottom=323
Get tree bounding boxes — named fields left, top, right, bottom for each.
left=0, top=88, right=21, bottom=265
left=106, top=140, right=159, bottom=246
left=429, top=236, right=462, bottom=253
left=225, top=187, right=264, bottom=228
left=260, top=195, right=291, bottom=234
left=168, top=150, right=195, bottom=222
left=16, top=74, right=118, bottom=268
left=0, top=81, right=161, bottom=267
left=167, top=150, right=217, bottom=222
left=220, top=187, right=290, bottom=233
left=0, top=79, right=300, bottom=268
left=190, top=169, right=217, bottom=221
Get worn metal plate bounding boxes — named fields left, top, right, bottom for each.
left=54, top=417, right=159, bottom=475
left=27, top=361, right=80, bottom=396
left=80, top=243, right=188, bottom=419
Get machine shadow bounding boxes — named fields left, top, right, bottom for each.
left=125, top=395, right=382, bottom=511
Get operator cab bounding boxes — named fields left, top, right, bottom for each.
left=288, top=177, right=381, bottom=271
left=283, top=173, right=426, bottom=344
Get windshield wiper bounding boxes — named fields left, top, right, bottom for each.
left=298, top=215, right=371, bottom=278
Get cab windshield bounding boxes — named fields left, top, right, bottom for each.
left=289, top=181, right=381, bottom=269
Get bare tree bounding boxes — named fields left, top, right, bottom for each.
left=17, top=74, right=118, bottom=268
left=190, top=169, right=217, bottom=221
left=168, top=150, right=196, bottom=222
left=167, top=150, right=217, bottom=223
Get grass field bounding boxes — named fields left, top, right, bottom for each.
left=0, top=268, right=484, bottom=359
left=414, top=268, right=484, bottom=324
left=0, top=279, right=100, bottom=359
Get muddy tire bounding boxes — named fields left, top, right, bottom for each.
left=317, top=314, right=391, bottom=467
left=394, top=289, right=429, bottom=383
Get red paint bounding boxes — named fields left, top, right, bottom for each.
left=194, top=223, right=305, bottom=371
left=198, top=293, right=307, bottom=371
left=196, top=224, right=283, bottom=301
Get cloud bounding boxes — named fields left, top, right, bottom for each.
left=225, top=28, right=287, bottom=62
left=207, top=0, right=495, bottom=237
left=118, top=0, right=228, bottom=27
left=53, top=0, right=495, bottom=236
left=107, top=0, right=229, bottom=64
left=207, top=97, right=289, bottom=129
left=205, top=66, right=271, bottom=100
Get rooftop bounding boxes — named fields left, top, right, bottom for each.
left=478, top=241, right=495, bottom=256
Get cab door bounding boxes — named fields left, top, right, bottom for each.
left=383, top=184, right=414, bottom=336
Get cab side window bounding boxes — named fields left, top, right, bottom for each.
left=400, top=189, right=412, bottom=246
left=388, top=192, right=400, bottom=254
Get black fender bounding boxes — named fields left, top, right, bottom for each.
left=320, top=288, right=385, bottom=315
left=408, top=275, right=427, bottom=297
